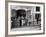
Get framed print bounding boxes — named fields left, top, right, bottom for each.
left=7, top=1, right=45, bottom=35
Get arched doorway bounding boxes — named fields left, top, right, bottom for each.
left=16, top=9, right=26, bottom=27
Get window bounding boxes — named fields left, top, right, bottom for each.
left=36, top=6, right=40, bottom=12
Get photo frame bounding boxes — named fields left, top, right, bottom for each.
left=6, top=1, right=45, bottom=36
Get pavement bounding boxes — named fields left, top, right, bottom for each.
left=11, top=26, right=41, bottom=31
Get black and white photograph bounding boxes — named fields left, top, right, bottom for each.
left=8, top=2, right=44, bottom=35
left=11, top=6, right=41, bottom=31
